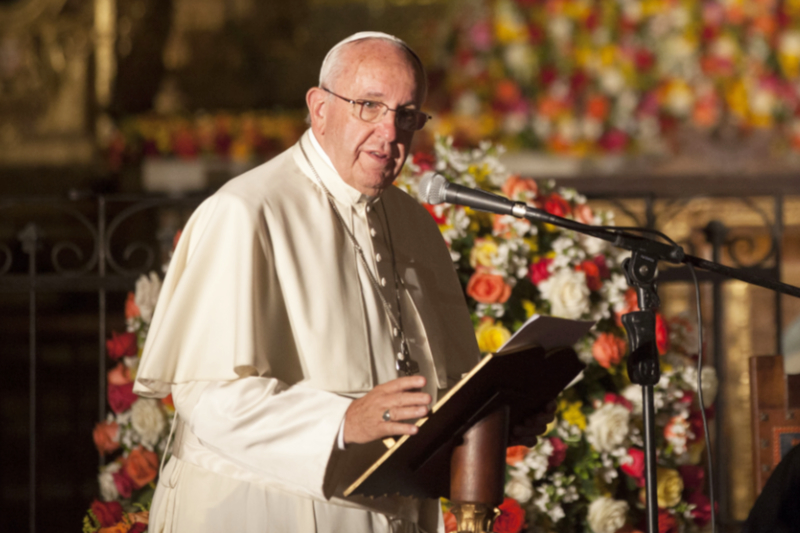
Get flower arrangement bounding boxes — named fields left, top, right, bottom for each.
left=86, top=136, right=716, bottom=532
left=102, top=111, right=307, bottom=171
left=430, top=0, right=800, bottom=155
left=83, top=272, right=171, bottom=533
left=397, top=136, right=717, bottom=532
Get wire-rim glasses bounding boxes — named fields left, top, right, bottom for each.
left=322, top=87, right=431, bottom=132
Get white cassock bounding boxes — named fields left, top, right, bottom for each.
left=133, top=130, right=481, bottom=533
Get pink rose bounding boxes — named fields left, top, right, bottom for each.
left=107, top=362, right=132, bottom=386
left=112, top=468, right=134, bottom=499
left=501, top=175, right=538, bottom=200
left=548, top=437, right=567, bottom=468
left=574, top=203, right=594, bottom=224
left=528, top=258, right=553, bottom=285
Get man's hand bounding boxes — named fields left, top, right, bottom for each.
left=343, top=376, right=431, bottom=445
left=509, top=399, right=558, bottom=447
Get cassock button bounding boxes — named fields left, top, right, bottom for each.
left=376, top=253, right=382, bottom=262
left=380, top=277, right=387, bottom=287
left=366, top=206, right=371, bottom=213
left=392, top=327, right=399, bottom=337
left=370, top=228, right=377, bottom=237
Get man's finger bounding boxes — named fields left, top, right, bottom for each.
left=387, top=391, right=431, bottom=408
left=377, top=375, right=427, bottom=393
left=383, top=405, right=429, bottom=422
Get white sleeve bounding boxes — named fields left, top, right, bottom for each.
left=172, top=376, right=352, bottom=500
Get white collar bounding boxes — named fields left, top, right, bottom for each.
left=306, top=129, right=375, bottom=206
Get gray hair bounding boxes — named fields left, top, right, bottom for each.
left=318, top=31, right=428, bottom=103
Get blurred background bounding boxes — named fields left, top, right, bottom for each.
left=1, top=0, right=800, bottom=531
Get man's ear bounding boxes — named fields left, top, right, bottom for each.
left=306, top=87, right=328, bottom=134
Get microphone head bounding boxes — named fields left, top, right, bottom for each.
left=418, top=173, right=448, bottom=205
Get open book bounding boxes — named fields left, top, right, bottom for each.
left=343, top=314, right=595, bottom=499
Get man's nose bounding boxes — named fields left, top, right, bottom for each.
left=374, top=108, right=399, bottom=141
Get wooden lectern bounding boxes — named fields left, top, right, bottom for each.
left=345, top=344, right=585, bottom=533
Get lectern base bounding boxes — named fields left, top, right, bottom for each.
left=451, top=502, right=500, bottom=533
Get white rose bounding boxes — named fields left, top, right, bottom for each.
left=682, top=365, right=718, bottom=406
left=135, top=271, right=162, bottom=323
left=587, top=497, right=629, bottom=533
left=621, top=385, right=643, bottom=415
left=538, top=268, right=591, bottom=320
left=130, top=398, right=166, bottom=448
left=505, top=475, right=533, bottom=504
left=98, top=462, right=121, bottom=501
left=586, top=403, right=630, bottom=453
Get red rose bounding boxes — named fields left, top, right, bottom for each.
left=621, top=448, right=646, bottom=487
left=493, top=498, right=525, bottom=533
left=528, top=258, right=552, bottom=285
left=592, top=255, right=610, bottom=279
left=129, top=523, right=148, bottom=533
left=686, top=492, right=712, bottom=527
left=466, top=271, right=512, bottom=304
left=112, top=468, right=135, bottom=498
left=604, top=393, right=633, bottom=411
left=658, top=509, right=678, bottom=533
left=656, top=313, right=669, bottom=355
left=108, top=382, right=138, bottom=414
left=106, top=331, right=138, bottom=360
left=543, top=193, right=571, bottom=217
left=90, top=499, right=123, bottom=527
left=576, top=260, right=603, bottom=291
left=413, top=152, right=436, bottom=171
left=423, top=203, right=447, bottom=225
left=679, top=464, right=705, bottom=491
left=548, top=437, right=567, bottom=468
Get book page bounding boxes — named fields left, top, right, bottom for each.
left=497, top=314, right=595, bottom=355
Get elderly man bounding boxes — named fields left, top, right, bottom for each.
left=135, top=32, right=545, bottom=533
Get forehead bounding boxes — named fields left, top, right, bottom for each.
left=335, top=41, right=421, bottom=104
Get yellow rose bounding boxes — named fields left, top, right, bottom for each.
left=475, top=319, right=511, bottom=354
left=656, top=467, right=684, bottom=508
left=470, top=238, right=499, bottom=269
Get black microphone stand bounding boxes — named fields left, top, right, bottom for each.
left=498, top=197, right=800, bottom=533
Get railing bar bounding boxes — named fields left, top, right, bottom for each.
left=98, top=197, right=107, bottom=466
left=27, top=229, right=37, bottom=533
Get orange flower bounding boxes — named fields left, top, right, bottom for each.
left=93, top=421, right=120, bottom=455
left=501, top=175, right=538, bottom=200
left=107, top=362, right=132, bottom=386
left=506, top=445, right=529, bottom=465
left=161, top=394, right=175, bottom=411
left=656, top=313, right=670, bottom=355
left=466, top=271, right=512, bottom=304
left=586, top=94, right=609, bottom=120
left=99, top=525, right=129, bottom=533
left=615, top=288, right=640, bottom=327
left=124, top=292, right=140, bottom=321
left=443, top=510, right=458, bottom=533
left=592, top=333, right=627, bottom=369
left=124, top=447, right=159, bottom=489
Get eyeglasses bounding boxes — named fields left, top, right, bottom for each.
left=322, top=87, right=431, bottom=132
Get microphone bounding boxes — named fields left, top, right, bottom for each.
left=419, top=173, right=532, bottom=219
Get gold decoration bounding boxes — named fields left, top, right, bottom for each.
left=450, top=502, right=500, bottom=533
